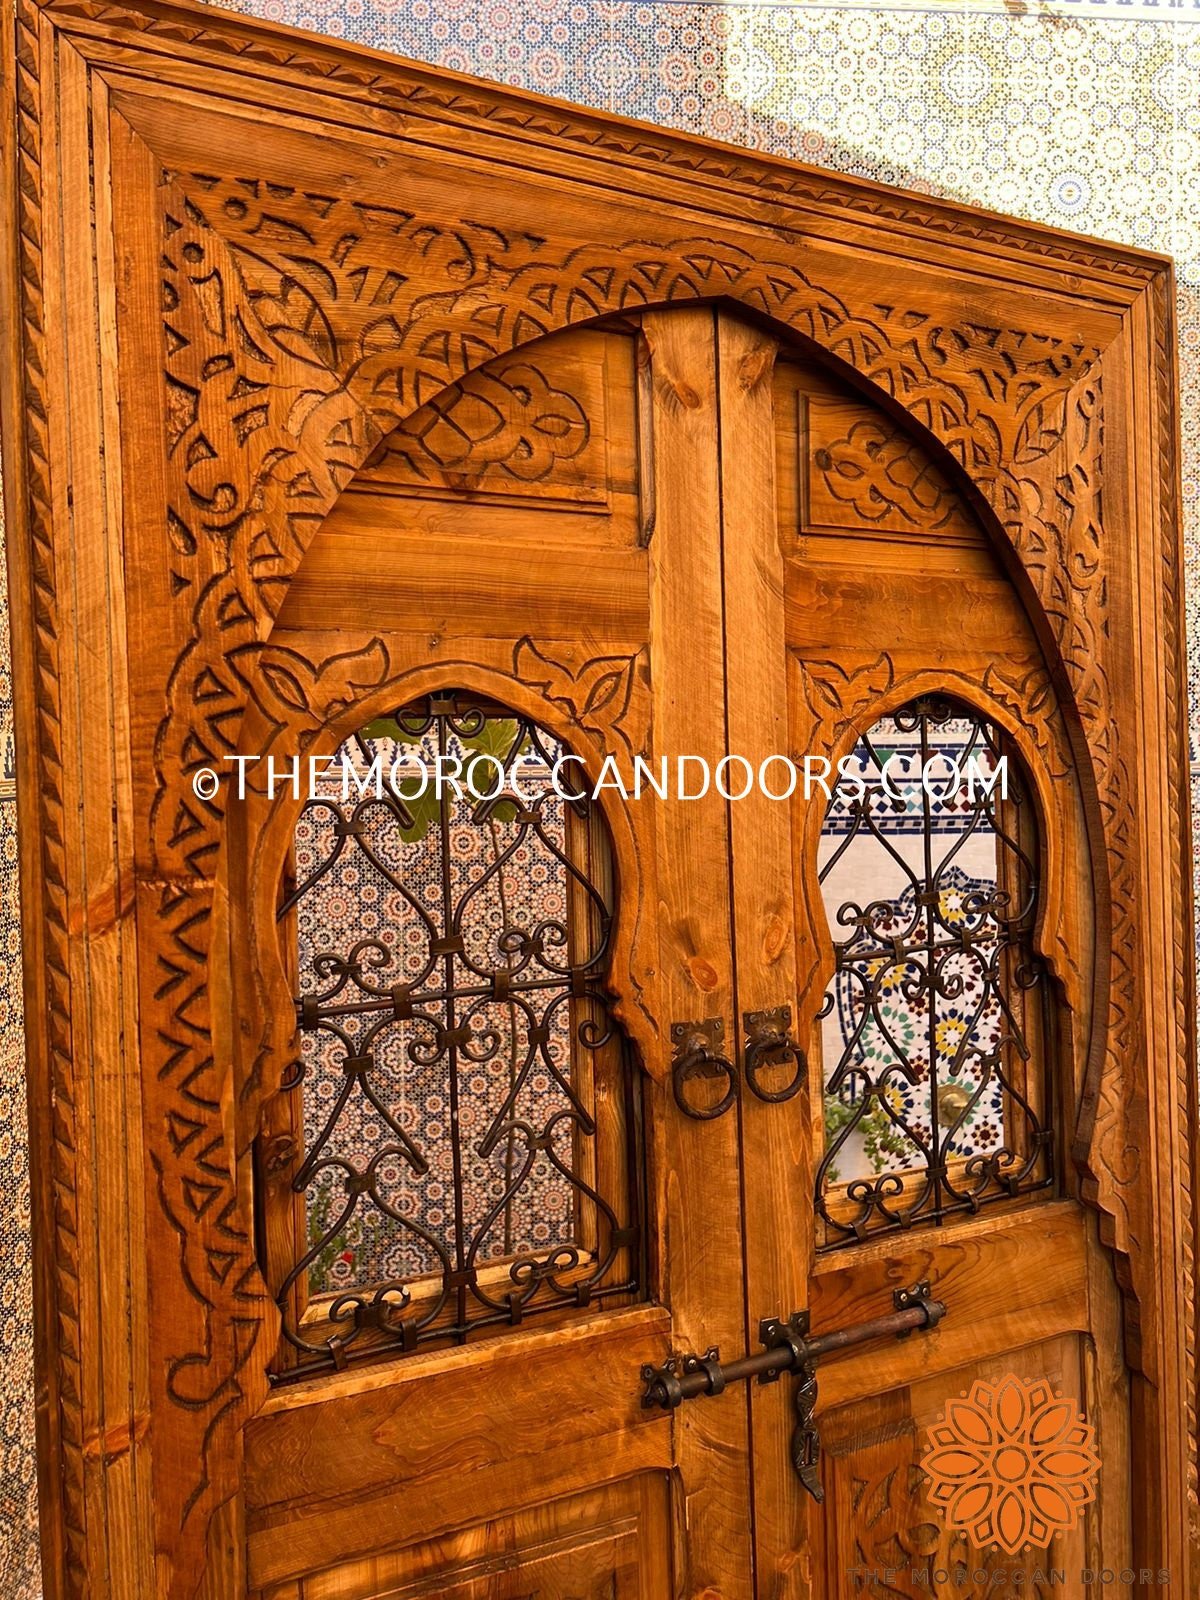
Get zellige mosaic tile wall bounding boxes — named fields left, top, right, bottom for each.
left=0, top=468, right=36, bottom=1597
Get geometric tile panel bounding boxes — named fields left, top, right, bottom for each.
left=0, top=457, right=36, bottom=1598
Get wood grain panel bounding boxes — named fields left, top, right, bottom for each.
left=276, top=532, right=649, bottom=638
left=785, top=563, right=1032, bottom=658
left=257, top=1475, right=670, bottom=1600
left=813, top=1338, right=1091, bottom=1599
left=809, top=1204, right=1089, bottom=1411
left=245, top=1309, right=671, bottom=1586
left=641, top=307, right=755, bottom=1597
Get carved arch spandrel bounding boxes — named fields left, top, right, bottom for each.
left=99, top=110, right=1150, bottom=1596
left=149, top=159, right=1113, bottom=882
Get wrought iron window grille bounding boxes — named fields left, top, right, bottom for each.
left=261, top=692, right=643, bottom=1378
left=814, top=695, right=1056, bottom=1248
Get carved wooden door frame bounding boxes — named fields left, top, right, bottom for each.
left=1, top=0, right=1195, bottom=1592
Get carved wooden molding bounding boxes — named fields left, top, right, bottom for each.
left=6, top=8, right=88, bottom=1593
left=2, top=0, right=1194, bottom=1592
left=27, top=0, right=1173, bottom=289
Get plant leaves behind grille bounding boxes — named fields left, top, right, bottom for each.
left=357, top=716, right=530, bottom=838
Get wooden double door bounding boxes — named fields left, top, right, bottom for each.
left=243, top=303, right=1121, bottom=1598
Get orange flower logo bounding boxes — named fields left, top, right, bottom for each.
left=921, top=1373, right=1100, bottom=1554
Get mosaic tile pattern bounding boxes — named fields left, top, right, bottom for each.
left=3, top=0, right=1200, bottom=1590
left=0, top=467, right=37, bottom=1599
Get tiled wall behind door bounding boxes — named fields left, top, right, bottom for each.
left=2, top=1, right=1199, bottom=1593
left=0, top=467, right=36, bottom=1597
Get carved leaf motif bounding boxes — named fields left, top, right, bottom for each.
left=1013, top=391, right=1069, bottom=464
left=513, top=638, right=650, bottom=761
left=233, top=638, right=394, bottom=755
left=795, top=654, right=896, bottom=742
left=837, top=1431, right=1061, bottom=1598
left=379, top=361, right=590, bottom=486
left=814, top=419, right=959, bottom=528
left=259, top=661, right=309, bottom=714
left=579, top=669, right=624, bottom=718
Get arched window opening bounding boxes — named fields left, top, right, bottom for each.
left=815, top=695, right=1055, bottom=1248
left=259, top=692, right=643, bottom=1379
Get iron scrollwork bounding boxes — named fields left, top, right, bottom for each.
left=264, top=691, right=642, bottom=1377
left=816, top=695, right=1055, bottom=1247
left=670, top=1017, right=738, bottom=1121
left=742, top=1005, right=807, bottom=1104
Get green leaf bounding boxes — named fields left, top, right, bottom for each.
left=459, top=718, right=524, bottom=762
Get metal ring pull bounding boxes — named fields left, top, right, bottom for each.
left=742, top=1005, right=807, bottom=1104
left=670, top=1017, right=738, bottom=1121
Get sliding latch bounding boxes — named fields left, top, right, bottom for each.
left=640, top=1282, right=946, bottom=1502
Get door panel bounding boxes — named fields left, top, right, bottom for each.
left=766, top=326, right=1125, bottom=1593
left=257, top=1475, right=670, bottom=1600
left=773, top=359, right=989, bottom=556
left=715, top=313, right=814, bottom=1585
left=278, top=324, right=647, bottom=640
left=244, top=1312, right=672, bottom=1590
left=244, top=310, right=757, bottom=1595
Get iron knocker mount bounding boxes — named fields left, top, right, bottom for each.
left=670, top=1017, right=738, bottom=1121
left=671, top=1007, right=808, bottom=1121
left=742, top=1005, right=807, bottom=1104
